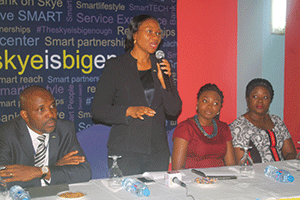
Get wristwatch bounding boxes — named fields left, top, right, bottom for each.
left=40, top=166, right=49, bottom=179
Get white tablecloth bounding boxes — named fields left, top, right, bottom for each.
left=28, top=160, right=300, bottom=200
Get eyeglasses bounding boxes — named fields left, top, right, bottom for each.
left=137, top=29, right=163, bottom=38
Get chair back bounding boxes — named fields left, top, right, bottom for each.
left=167, top=128, right=175, bottom=155
left=76, top=125, right=111, bottom=179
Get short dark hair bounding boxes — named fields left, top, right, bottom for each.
left=197, top=83, right=224, bottom=106
left=20, top=85, right=52, bottom=110
left=245, top=78, right=274, bottom=102
left=124, top=14, right=159, bottom=52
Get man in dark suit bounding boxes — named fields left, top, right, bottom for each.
left=0, top=85, right=91, bottom=189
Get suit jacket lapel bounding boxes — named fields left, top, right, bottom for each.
left=48, top=131, right=59, bottom=166
left=127, top=52, right=163, bottom=109
left=150, top=55, right=162, bottom=110
left=15, top=117, right=35, bottom=165
left=128, top=54, right=150, bottom=106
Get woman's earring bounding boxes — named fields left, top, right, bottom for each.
left=134, top=40, right=136, bottom=44
left=217, top=112, right=220, bottom=115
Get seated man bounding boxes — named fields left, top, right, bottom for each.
left=0, top=85, right=91, bottom=188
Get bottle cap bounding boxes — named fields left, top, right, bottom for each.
left=288, top=175, right=294, bottom=182
left=143, top=188, right=150, bottom=196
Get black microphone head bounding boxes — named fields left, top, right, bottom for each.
left=172, top=177, right=178, bottom=182
left=155, top=50, right=165, bottom=60
left=172, top=177, right=186, bottom=187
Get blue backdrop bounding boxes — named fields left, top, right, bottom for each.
left=0, top=0, right=178, bottom=132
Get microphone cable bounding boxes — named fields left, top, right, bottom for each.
left=172, top=177, right=195, bottom=200
left=185, top=186, right=195, bottom=200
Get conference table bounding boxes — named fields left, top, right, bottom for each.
left=33, top=160, right=300, bottom=199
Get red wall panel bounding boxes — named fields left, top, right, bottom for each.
left=177, top=0, right=237, bottom=124
left=284, top=0, right=300, bottom=150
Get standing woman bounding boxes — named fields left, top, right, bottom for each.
left=172, top=84, right=236, bottom=170
left=230, top=78, right=297, bottom=163
left=91, top=15, right=182, bottom=176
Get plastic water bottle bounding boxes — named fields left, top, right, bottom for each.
left=122, top=178, right=150, bottom=197
left=264, top=165, right=294, bottom=183
left=9, top=185, right=31, bottom=200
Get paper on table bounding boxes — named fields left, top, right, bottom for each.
left=142, top=171, right=186, bottom=180
left=286, top=160, right=300, bottom=171
left=199, top=166, right=240, bottom=177
left=101, top=179, right=123, bottom=193
left=265, top=197, right=300, bottom=200
left=142, top=172, right=165, bottom=180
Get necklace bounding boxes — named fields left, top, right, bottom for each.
left=193, top=115, right=218, bottom=139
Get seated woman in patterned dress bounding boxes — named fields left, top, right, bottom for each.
left=230, top=78, right=297, bottom=163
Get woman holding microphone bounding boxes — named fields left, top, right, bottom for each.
left=91, top=14, right=182, bottom=176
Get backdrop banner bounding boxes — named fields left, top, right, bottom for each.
left=0, top=0, right=178, bottom=132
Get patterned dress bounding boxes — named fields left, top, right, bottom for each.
left=229, top=115, right=291, bottom=163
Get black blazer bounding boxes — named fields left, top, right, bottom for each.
left=0, top=116, right=91, bottom=188
left=91, top=52, right=182, bottom=154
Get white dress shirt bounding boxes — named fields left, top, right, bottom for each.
left=27, top=126, right=50, bottom=186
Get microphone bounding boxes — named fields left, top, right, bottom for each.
left=172, top=177, right=186, bottom=188
left=155, top=50, right=171, bottom=91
